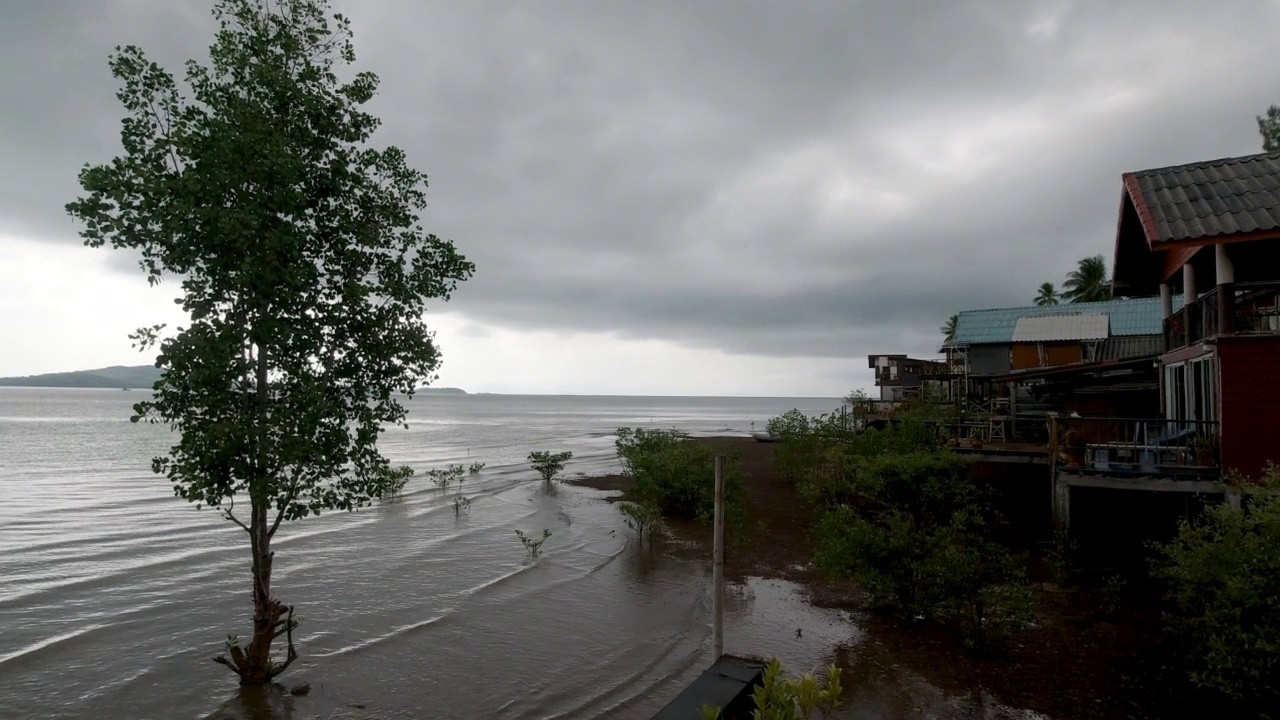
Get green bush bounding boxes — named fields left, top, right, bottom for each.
left=1154, top=474, right=1280, bottom=705
left=528, top=450, right=572, bottom=485
left=614, top=427, right=743, bottom=522
left=765, top=404, right=945, bottom=504
left=618, top=501, right=663, bottom=544
left=810, top=452, right=1030, bottom=651
left=702, top=658, right=842, bottom=720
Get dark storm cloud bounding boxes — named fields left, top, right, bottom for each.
left=5, top=0, right=1280, bottom=361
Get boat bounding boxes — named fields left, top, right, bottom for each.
left=750, top=431, right=774, bottom=443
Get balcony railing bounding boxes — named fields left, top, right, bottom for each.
left=1048, top=415, right=1219, bottom=474
left=1165, top=281, right=1280, bottom=351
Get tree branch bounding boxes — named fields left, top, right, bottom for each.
left=223, top=492, right=251, bottom=533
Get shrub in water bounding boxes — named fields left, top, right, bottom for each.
left=528, top=450, right=572, bottom=486
left=452, top=495, right=472, bottom=516
left=427, top=464, right=464, bottom=493
left=614, top=427, right=744, bottom=523
left=618, top=501, right=662, bottom=544
left=515, top=528, right=552, bottom=559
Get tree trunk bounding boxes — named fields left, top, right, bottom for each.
left=214, top=336, right=298, bottom=684
left=243, top=502, right=278, bottom=684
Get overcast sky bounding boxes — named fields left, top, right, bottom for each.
left=2, top=0, right=1278, bottom=396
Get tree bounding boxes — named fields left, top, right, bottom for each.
left=940, top=314, right=958, bottom=346
left=65, top=0, right=473, bottom=684
left=1034, top=282, right=1059, bottom=306
left=1062, top=255, right=1112, bottom=303
left=528, top=450, right=573, bottom=486
left=1258, top=105, right=1280, bottom=152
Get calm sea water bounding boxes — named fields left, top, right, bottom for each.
left=0, top=389, right=1048, bottom=720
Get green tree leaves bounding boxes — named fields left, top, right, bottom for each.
left=66, top=0, right=472, bottom=683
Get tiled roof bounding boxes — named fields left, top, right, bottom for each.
left=1124, top=152, right=1280, bottom=245
left=953, top=296, right=1182, bottom=346
left=1011, top=314, right=1109, bottom=342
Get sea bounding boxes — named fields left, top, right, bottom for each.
left=0, top=388, right=1048, bottom=720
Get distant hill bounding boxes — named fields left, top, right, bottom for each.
left=0, top=364, right=468, bottom=394
left=0, top=364, right=164, bottom=389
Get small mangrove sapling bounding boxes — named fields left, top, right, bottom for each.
left=528, top=450, right=573, bottom=486
left=427, top=464, right=465, bottom=493
left=515, top=528, right=552, bottom=559
left=469, top=461, right=485, bottom=474
left=452, top=495, right=472, bottom=516
left=618, top=501, right=662, bottom=544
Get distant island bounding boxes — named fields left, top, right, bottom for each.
left=0, top=365, right=164, bottom=389
left=0, top=364, right=469, bottom=394
left=415, top=387, right=467, bottom=395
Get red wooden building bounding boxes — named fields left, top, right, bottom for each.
left=1112, top=151, right=1280, bottom=479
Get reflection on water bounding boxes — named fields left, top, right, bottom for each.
left=0, top=389, right=1052, bottom=719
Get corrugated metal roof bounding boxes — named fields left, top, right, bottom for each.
left=954, top=296, right=1183, bottom=345
left=1099, top=335, right=1162, bottom=361
left=1012, top=314, right=1109, bottom=342
left=1125, top=152, right=1280, bottom=245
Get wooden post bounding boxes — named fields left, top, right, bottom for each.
left=1048, top=414, right=1059, bottom=527
left=1054, top=476, right=1071, bottom=533
left=712, top=455, right=725, bottom=660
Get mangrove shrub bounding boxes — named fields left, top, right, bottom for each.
left=1154, top=468, right=1280, bottom=706
left=810, top=450, right=1031, bottom=650
left=614, top=427, right=743, bottom=522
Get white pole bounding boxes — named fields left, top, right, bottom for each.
left=712, top=455, right=725, bottom=659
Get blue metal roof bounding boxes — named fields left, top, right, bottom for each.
left=954, top=296, right=1183, bottom=345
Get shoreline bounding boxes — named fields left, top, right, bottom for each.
left=568, top=435, right=1194, bottom=720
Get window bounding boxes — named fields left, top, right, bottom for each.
left=1165, top=357, right=1216, bottom=423
left=1190, top=357, right=1216, bottom=423
left=1165, top=363, right=1187, bottom=421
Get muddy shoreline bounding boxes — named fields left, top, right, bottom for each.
left=569, top=436, right=1207, bottom=720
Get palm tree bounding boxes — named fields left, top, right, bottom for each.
left=1062, top=255, right=1112, bottom=303
left=1034, top=282, right=1060, bottom=306
left=941, top=314, right=958, bottom=346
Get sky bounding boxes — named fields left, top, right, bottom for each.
left=2, top=0, right=1279, bottom=396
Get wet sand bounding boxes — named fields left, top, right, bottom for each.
left=571, top=436, right=1207, bottom=720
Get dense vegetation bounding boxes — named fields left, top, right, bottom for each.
left=614, top=427, right=744, bottom=524
left=772, top=395, right=1280, bottom=706
left=769, top=405, right=1031, bottom=652
left=1153, top=466, right=1280, bottom=708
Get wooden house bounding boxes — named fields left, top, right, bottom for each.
left=950, top=297, right=1171, bottom=420
left=868, top=354, right=952, bottom=402
left=1112, top=151, right=1280, bottom=479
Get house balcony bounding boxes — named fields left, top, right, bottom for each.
left=1049, top=416, right=1220, bottom=477
left=1164, top=281, right=1280, bottom=352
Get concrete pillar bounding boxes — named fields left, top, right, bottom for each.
left=1159, top=283, right=1173, bottom=319
left=1215, top=244, right=1235, bottom=336
left=1184, top=263, right=1197, bottom=347
left=1215, top=244, right=1235, bottom=285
